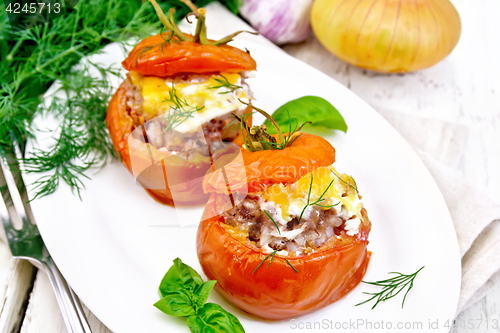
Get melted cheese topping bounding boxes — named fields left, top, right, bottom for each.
left=261, top=166, right=362, bottom=226
left=129, top=71, right=250, bottom=133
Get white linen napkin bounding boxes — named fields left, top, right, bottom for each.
left=378, top=110, right=500, bottom=313
left=194, top=2, right=500, bottom=315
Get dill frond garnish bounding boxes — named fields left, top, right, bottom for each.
left=264, top=210, right=281, bottom=235
left=356, top=266, right=425, bottom=309
left=208, top=74, right=242, bottom=94
left=162, top=83, right=203, bottom=131
left=284, top=258, right=298, bottom=273
left=267, top=250, right=277, bottom=266
left=233, top=100, right=311, bottom=152
left=135, top=45, right=155, bottom=67
left=0, top=0, right=242, bottom=199
left=22, top=64, right=118, bottom=200
left=252, top=249, right=298, bottom=274
left=252, top=250, right=277, bottom=274
left=0, top=0, right=174, bottom=199
left=298, top=174, right=340, bottom=224
left=330, top=169, right=358, bottom=193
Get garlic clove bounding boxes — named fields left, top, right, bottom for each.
left=240, top=0, right=313, bottom=45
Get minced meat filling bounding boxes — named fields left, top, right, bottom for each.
left=224, top=195, right=352, bottom=255
left=122, top=78, right=247, bottom=152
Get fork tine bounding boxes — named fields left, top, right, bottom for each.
left=0, top=159, right=22, bottom=230
left=2, top=146, right=94, bottom=333
left=4, top=150, right=36, bottom=225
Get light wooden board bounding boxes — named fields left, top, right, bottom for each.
left=0, top=0, right=499, bottom=331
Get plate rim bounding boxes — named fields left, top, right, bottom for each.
left=30, top=37, right=462, bottom=332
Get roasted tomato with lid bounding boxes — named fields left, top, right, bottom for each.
left=106, top=0, right=256, bottom=205
left=196, top=105, right=371, bottom=319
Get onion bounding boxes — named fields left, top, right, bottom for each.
left=239, top=0, right=313, bottom=45
left=311, top=0, right=461, bottom=73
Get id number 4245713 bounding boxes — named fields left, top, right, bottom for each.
left=444, top=318, right=499, bottom=330
left=6, top=2, right=61, bottom=14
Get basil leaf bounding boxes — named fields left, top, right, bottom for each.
left=264, top=96, right=347, bottom=134
left=154, top=290, right=196, bottom=317
left=155, top=259, right=245, bottom=332
left=187, top=303, right=245, bottom=333
left=159, top=258, right=204, bottom=297
left=192, top=280, right=217, bottom=310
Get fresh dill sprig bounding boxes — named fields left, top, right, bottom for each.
left=223, top=111, right=254, bottom=131
left=163, top=83, right=204, bottom=130
left=208, top=74, right=242, bottom=94
left=234, top=100, right=310, bottom=152
left=252, top=250, right=277, bottom=274
left=356, top=266, right=425, bottom=309
left=267, top=250, right=277, bottom=267
left=330, top=168, right=359, bottom=193
left=134, top=27, right=180, bottom=66
left=271, top=110, right=307, bottom=150
left=284, top=258, right=298, bottom=273
left=22, top=64, right=118, bottom=200
left=298, top=174, right=340, bottom=224
left=0, top=0, right=241, bottom=200
left=264, top=210, right=281, bottom=235
left=256, top=110, right=309, bottom=151
left=252, top=249, right=298, bottom=274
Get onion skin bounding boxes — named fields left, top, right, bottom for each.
left=311, top=0, right=461, bottom=73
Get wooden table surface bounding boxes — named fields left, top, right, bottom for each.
left=1, top=0, right=499, bottom=332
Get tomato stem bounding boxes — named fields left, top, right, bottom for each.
left=148, top=0, right=258, bottom=46
left=234, top=100, right=310, bottom=153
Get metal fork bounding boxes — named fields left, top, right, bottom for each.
left=0, top=155, right=92, bottom=333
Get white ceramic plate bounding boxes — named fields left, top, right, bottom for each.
left=28, top=39, right=461, bottom=333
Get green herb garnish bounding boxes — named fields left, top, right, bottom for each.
left=208, top=74, right=243, bottom=94
left=22, top=65, right=117, bottom=200
left=264, top=96, right=348, bottom=134
left=267, top=250, right=277, bottom=266
left=356, top=266, right=425, bottom=309
left=330, top=168, right=358, bottom=193
left=149, top=0, right=257, bottom=46
left=284, top=258, right=299, bottom=273
left=233, top=100, right=310, bottom=152
left=252, top=250, right=277, bottom=274
left=263, top=110, right=309, bottom=151
left=252, top=249, right=298, bottom=274
left=0, top=0, right=243, bottom=200
left=163, top=83, right=204, bottom=131
left=155, top=258, right=245, bottom=332
left=297, top=173, right=341, bottom=224
left=264, top=210, right=281, bottom=235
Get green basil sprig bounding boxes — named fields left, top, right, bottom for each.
left=154, top=258, right=245, bottom=333
left=264, top=96, right=348, bottom=134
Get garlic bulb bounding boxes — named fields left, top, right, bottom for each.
left=311, top=0, right=461, bottom=73
left=240, top=0, right=313, bottom=45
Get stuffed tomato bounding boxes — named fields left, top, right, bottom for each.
left=106, top=1, right=256, bottom=205
left=196, top=116, right=371, bottom=319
